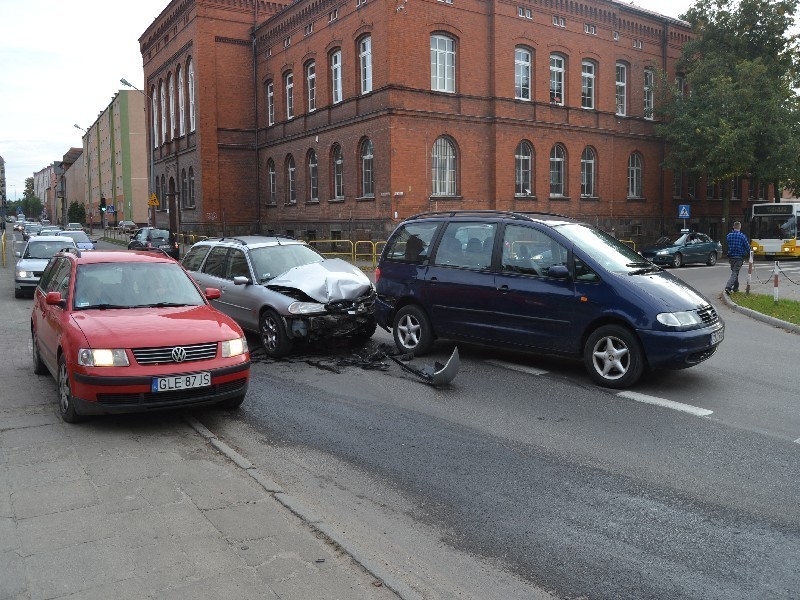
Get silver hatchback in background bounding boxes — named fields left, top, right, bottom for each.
left=182, top=236, right=376, bottom=357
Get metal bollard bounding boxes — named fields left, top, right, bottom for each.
left=746, top=251, right=753, bottom=294
left=773, top=261, right=780, bottom=304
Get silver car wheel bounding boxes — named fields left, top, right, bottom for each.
left=58, top=360, right=71, bottom=413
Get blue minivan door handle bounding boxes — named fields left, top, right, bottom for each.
left=498, top=284, right=510, bottom=292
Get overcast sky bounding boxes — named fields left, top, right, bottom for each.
left=0, top=0, right=694, bottom=202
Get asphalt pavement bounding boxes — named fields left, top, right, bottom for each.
left=0, top=227, right=397, bottom=600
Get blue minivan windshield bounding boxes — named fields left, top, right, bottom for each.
left=556, top=223, right=652, bottom=274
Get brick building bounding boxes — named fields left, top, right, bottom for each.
left=140, top=0, right=764, bottom=243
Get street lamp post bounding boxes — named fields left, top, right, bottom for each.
left=120, top=78, right=155, bottom=227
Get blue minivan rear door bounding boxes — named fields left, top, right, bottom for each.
left=423, top=222, right=498, bottom=342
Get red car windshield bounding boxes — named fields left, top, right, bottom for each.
left=73, top=262, right=206, bottom=310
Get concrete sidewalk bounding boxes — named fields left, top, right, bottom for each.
left=0, top=232, right=397, bottom=600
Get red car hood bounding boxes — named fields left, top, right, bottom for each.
left=70, top=305, right=243, bottom=348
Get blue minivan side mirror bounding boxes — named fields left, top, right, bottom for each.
left=548, top=265, right=570, bottom=279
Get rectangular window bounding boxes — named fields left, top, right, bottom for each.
left=581, top=61, right=595, bottom=109
left=584, top=24, right=596, bottom=34
left=360, top=37, right=372, bottom=94
left=307, top=63, right=316, bottom=112
left=267, top=82, right=274, bottom=126
left=525, top=8, right=531, bottom=18
left=430, top=35, right=456, bottom=93
left=304, top=23, right=313, bottom=36
left=613, top=31, right=619, bottom=41
left=644, top=68, right=654, bottom=119
left=518, top=7, right=523, bottom=17
left=615, top=63, right=627, bottom=116
left=329, top=9, right=338, bottom=21
left=550, top=55, right=564, bottom=105
left=515, top=48, right=531, bottom=101
left=284, top=37, right=291, bottom=49
left=285, top=72, right=294, bottom=119
left=331, top=51, right=342, bottom=104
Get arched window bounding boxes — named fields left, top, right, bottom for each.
left=188, top=59, right=196, bottom=132
left=430, top=35, right=456, bottom=93
left=306, top=62, right=316, bottom=112
left=360, top=139, right=374, bottom=197
left=159, top=80, right=167, bottom=143
left=181, top=168, right=188, bottom=208
left=515, top=47, right=532, bottom=101
left=359, top=36, right=372, bottom=94
left=266, top=81, right=275, bottom=126
left=581, top=147, right=596, bottom=197
left=549, top=54, right=565, bottom=105
left=177, top=66, right=186, bottom=136
left=308, top=151, right=318, bottom=202
left=581, top=60, right=596, bottom=109
left=332, top=144, right=344, bottom=199
left=167, top=74, right=175, bottom=141
left=150, top=86, right=159, bottom=148
left=628, top=153, right=643, bottom=198
left=515, top=141, right=533, bottom=196
left=549, top=144, right=566, bottom=197
left=267, top=159, right=276, bottom=205
left=160, top=174, right=167, bottom=211
left=286, top=155, right=296, bottom=204
left=432, top=137, right=457, bottom=196
left=188, top=167, right=195, bottom=208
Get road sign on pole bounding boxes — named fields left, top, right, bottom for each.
left=678, top=204, right=690, bottom=219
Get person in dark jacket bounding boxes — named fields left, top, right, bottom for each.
left=725, top=221, right=750, bottom=293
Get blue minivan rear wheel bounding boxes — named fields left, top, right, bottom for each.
left=583, top=324, right=645, bottom=389
left=393, top=305, right=433, bottom=356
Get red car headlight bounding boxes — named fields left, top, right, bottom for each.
left=78, top=348, right=130, bottom=367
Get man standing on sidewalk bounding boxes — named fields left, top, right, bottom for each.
left=725, top=221, right=751, bottom=294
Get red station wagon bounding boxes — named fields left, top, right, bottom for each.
left=31, top=250, right=250, bottom=422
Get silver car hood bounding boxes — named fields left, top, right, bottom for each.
left=16, top=258, right=51, bottom=271
left=267, top=258, right=372, bottom=303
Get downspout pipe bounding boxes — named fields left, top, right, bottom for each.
left=253, top=0, right=262, bottom=233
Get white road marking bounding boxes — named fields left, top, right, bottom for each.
left=794, top=438, right=800, bottom=445
left=486, top=360, right=549, bottom=376
left=618, top=391, right=713, bottom=417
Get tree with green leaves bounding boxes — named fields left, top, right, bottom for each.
left=67, top=200, right=86, bottom=225
left=657, top=0, right=800, bottom=238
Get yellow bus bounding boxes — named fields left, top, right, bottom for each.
left=749, top=202, right=799, bottom=259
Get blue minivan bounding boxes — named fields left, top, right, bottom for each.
left=374, top=211, right=724, bottom=388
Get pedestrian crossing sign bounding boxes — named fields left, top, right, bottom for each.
left=678, top=204, right=690, bottom=219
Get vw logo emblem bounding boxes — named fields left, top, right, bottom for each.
left=171, top=347, right=187, bottom=362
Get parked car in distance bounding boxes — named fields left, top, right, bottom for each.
left=375, top=211, right=725, bottom=388
left=15, top=235, right=78, bottom=298
left=182, top=236, right=376, bottom=357
left=118, top=220, right=138, bottom=233
left=40, top=219, right=51, bottom=226
left=56, top=230, right=96, bottom=251
left=128, top=227, right=179, bottom=259
left=39, top=226, right=62, bottom=237
left=30, top=250, right=250, bottom=422
left=22, top=223, right=42, bottom=240
left=67, top=223, right=84, bottom=231
left=639, top=233, right=723, bottom=268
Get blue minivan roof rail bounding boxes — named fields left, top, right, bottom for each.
left=406, top=209, right=571, bottom=221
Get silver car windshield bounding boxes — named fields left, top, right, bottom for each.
left=555, top=223, right=651, bottom=274
left=24, top=240, right=74, bottom=259
left=249, top=244, right=324, bottom=282
left=73, top=262, right=205, bottom=310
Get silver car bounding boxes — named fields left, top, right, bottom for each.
left=15, top=236, right=78, bottom=298
left=182, top=236, right=376, bottom=357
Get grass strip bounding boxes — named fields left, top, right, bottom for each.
left=728, top=292, right=800, bottom=326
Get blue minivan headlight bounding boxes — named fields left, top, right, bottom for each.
left=657, top=311, right=703, bottom=327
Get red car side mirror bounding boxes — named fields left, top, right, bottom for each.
left=205, top=287, right=221, bottom=300
left=45, top=291, right=65, bottom=306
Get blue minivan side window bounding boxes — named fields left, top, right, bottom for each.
left=434, top=222, right=496, bottom=269
left=385, top=222, right=439, bottom=264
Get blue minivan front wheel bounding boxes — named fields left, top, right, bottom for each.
left=583, top=324, right=645, bottom=389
